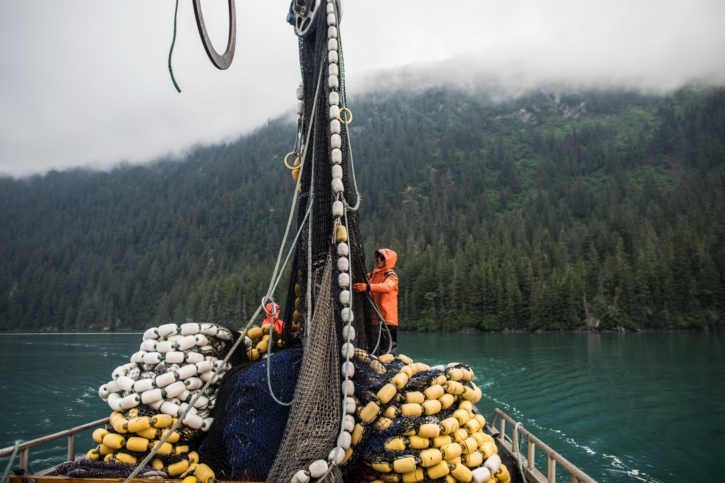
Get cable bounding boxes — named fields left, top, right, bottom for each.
left=168, top=0, right=182, bottom=93
left=1, top=442, right=19, bottom=483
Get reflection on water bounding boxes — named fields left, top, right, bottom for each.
left=1, top=332, right=722, bottom=482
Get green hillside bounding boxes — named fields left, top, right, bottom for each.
left=1, top=85, right=723, bottom=331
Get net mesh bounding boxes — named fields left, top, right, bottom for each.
left=198, top=349, right=304, bottom=481
left=266, top=254, right=343, bottom=482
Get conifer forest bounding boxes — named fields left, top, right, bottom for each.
left=1, top=85, right=723, bottom=332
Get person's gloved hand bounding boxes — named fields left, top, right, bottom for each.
left=353, top=282, right=370, bottom=292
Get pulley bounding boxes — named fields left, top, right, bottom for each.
left=288, top=0, right=344, bottom=38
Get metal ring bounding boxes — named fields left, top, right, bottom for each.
left=284, top=152, right=300, bottom=170
left=192, top=0, right=236, bottom=70
left=339, top=107, right=353, bottom=125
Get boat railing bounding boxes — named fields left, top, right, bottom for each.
left=488, top=408, right=596, bottom=483
left=0, top=417, right=109, bottom=474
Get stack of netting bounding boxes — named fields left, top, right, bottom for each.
left=341, top=350, right=510, bottom=483
left=57, top=322, right=237, bottom=482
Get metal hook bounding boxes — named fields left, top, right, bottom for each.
left=192, top=0, right=237, bottom=70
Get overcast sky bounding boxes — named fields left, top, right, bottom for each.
left=1, top=0, right=724, bottom=177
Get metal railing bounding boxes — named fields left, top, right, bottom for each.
left=0, top=418, right=108, bottom=474
left=489, top=408, right=596, bottom=483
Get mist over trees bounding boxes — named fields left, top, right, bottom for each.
left=1, top=85, right=723, bottom=332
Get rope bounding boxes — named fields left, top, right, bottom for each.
left=168, top=0, right=181, bottom=93
left=265, top=195, right=315, bottom=406
left=1, top=442, right=18, bottom=483
left=514, top=422, right=529, bottom=483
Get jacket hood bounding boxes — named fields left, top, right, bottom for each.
left=374, top=248, right=397, bottom=271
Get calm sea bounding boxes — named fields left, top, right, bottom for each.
left=0, top=332, right=722, bottom=482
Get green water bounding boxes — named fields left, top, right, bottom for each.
left=0, top=332, right=722, bottom=482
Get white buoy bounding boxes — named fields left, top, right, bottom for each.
left=177, top=335, right=197, bottom=351
left=472, top=467, right=491, bottom=483
left=176, top=364, right=197, bottom=380
left=165, top=380, right=186, bottom=398
left=331, top=148, right=342, bottom=164
left=182, top=413, right=204, bottom=430
left=309, top=459, right=329, bottom=478
left=119, top=394, right=140, bottom=410
left=326, top=13, right=337, bottom=26
left=328, top=446, right=345, bottom=465
left=165, top=351, right=185, bottom=364
left=341, top=307, right=354, bottom=322
left=157, top=323, right=178, bottom=338
left=339, top=290, right=351, bottom=305
left=328, top=26, right=338, bottom=39
left=116, top=376, right=135, bottom=392
left=484, top=454, right=502, bottom=475
left=342, top=324, right=355, bottom=341
left=329, top=75, right=339, bottom=89
left=328, top=63, right=339, bottom=76
left=341, top=342, right=354, bottom=359
left=343, top=414, right=355, bottom=432
left=201, top=417, right=214, bottom=432
left=341, top=361, right=355, bottom=378
left=195, top=334, right=209, bottom=346
left=341, top=380, right=355, bottom=396
left=160, top=401, right=180, bottom=417
left=292, top=470, right=310, bottom=483
left=329, top=91, right=340, bottom=106
left=344, top=397, right=356, bottom=414
left=201, top=323, right=217, bottom=336
left=328, top=38, right=338, bottom=52
left=155, top=341, right=175, bottom=353
left=337, top=256, right=349, bottom=272
left=143, top=328, right=159, bottom=340
left=186, top=352, right=204, bottom=364
left=338, top=272, right=350, bottom=288
left=337, top=431, right=352, bottom=450
left=332, top=200, right=344, bottom=218
left=332, top=165, right=343, bottom=180
left=332, top=178, right=344, bottom=194
left=141, top=388, right=164, bottom=405
left=180, top=323, right=201, bottom=335
left=185, top=377, right=203, bottom=390
left=134, top=378, right=155, bottom=393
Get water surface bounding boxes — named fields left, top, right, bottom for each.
left=1, top=332, right=722, bottom=482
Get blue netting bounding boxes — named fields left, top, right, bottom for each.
left=200, top=348, right=303, bottom=481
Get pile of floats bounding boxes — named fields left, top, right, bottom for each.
left=87, top=322, right=233, bottom=483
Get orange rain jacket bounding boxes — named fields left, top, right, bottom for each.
left=262, top=302, right=285, bottom=334
left=366, top=249, right=399, bottom=326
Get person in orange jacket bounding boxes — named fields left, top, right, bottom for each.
left=262, top=302, right=285, bottom=334
left=353, top=248, right=399, bottom=355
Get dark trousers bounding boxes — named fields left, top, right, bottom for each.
left=376, top=324, right=397, bottom=356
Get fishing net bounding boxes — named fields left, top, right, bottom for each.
left=198, top=349, right=303, bottom=481
left=266, top=254, right=343, bottom=482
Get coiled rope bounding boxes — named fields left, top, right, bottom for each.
left=514, top=422, right=529, bottom=483
left=1, top=442, right=19, bottom=483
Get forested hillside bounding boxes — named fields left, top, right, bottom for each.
left=1, top=85, right=723, bottom=331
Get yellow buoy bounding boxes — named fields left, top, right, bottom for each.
left=86, top=448, right=100, bottom=461
left=351, top=423, right=365, bottom=445
left=125, top=436, right=150, bottom=453
left=450, top=463, right=472, bottom=482
left=114, top=452, right=137, bottom=465
left=102, top=433, right=125, bottom=450
left=439, top=393, right=455, bottom=409
left=422, top=400, right=442, bottom=416
left=188, top=451, right=199, bottom=464
left=194, top=463, right=215, bottom=483
left=393, top=456, right=417, bottom=474
left=372, top=462, right=393, bottom=473
left=424, top=385, right=445, bottom=400
left=127, top=416, right=151, bottom=433
left=419, top=449, right=443, bottom=468
left=336, top=225, right=348, bottom=243
left=461, top=437, right=478, bottom=455
left=384, top=436, right=407, bottom=451
left=439, top=417, right=460, bottom=435
left=480, top=441, right=497, bottom=458
left=168, top=459, right=190, bottom=477
left=378, top=353, right=395, bottom=363
left=401, top=469, right=424, bottom=483
left=360, top=401, right=381, bottom=423
left=404, top=391, right=425, bottom=404
left=441, top=442, right=462, bottom=460
left=462, top=450, right=483, bottom=468
left=151, top=458, right=164, bottom=471
left=426, top=461, right=450, bottom=479
left=418, top=423, right=441, bottom=439
left=377, top=384, right=397, bottom=404
left=151, top=414, right=173, bottom=429
left=92, top=428, right=108, bottom=444
left=495, top=464, right=511, bottom=483
left=408, top=435, right=431, bottom=450
left=401, top=403, right=422, bottom=417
